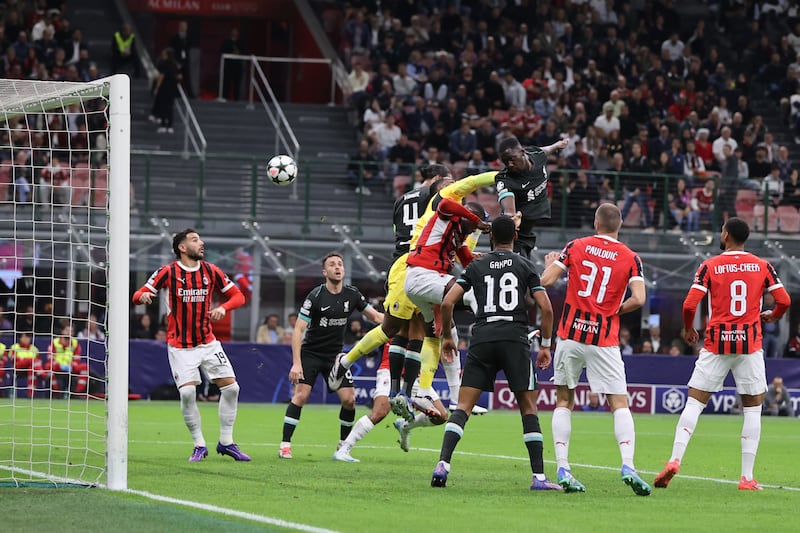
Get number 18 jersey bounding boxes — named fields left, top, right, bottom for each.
left=553, top=235, right=644, bottom=347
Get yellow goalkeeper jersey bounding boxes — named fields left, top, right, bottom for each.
left=408, top=170, right=497, bottom=252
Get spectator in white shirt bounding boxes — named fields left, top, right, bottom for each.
left=393, top=62, right=417, bottom=100
left=711, top=126, right=738, bottom=163
left=369, top=114, right=402, bottom=161
left=661, top=32, right=685, bottom=62
left=501, top=70, right=526, bottom=110
left=593, top=102, right=620, bottom=138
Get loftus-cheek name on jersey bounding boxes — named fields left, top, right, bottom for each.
left=319, top=317, right=348, bottom=327
left=713, top=263, right=760, bottom=274
left=585, top=244, right=618, bottom=261
left=177, top=287, right=209, bottom=302
left=489, top=259, right=513, bottom=269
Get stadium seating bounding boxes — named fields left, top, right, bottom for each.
left=778, top=205, right=800, bottom=233
left=753, top=204, right=778, bottom=232
left=393, top=175, right=412, bottom=198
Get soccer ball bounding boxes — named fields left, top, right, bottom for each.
left=267, top=154, right=298, bottom=186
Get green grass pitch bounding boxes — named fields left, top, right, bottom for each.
left=2, top=401, right=799, bottom=532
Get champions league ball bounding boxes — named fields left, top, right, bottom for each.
left=267, top=154, right=298, bottom=186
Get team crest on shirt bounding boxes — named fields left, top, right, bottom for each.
left=203, top=276, right=208, bottom=285
left=344, top=301, right=350, bottom=313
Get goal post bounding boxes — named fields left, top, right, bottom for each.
left=0, top=75, right=130, bottom=489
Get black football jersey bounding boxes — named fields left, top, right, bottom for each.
left=494, top=146, right=550, bottom=235
left=298, top=284, right=369, bottom=357
left=456, top=249, right=543, bottom=345
left=392, top=186, right=431, bottom=259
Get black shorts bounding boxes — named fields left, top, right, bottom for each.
left=461, top=340, right=537, bottom=392
left=299, top=351, right=354, bottom=392
left=513, top=233, right=536, bottom=259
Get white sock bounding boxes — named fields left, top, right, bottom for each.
left=406, top=413, right=434, bottom=430
left=179, top=385, right=205, bottom=447
left=670, top=397, right=705, bottom=463
left=551, top=407, right=572, bottom=469
left=613, top=407, right=636, bottom=468
left=345, top=415, right=374, bottom=447
left=741, top=406, right=762, bottom=480
left=443, top=326, right=462, bottom=406
left=218, top=382, right=239, bottom=445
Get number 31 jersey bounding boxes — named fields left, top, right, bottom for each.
left=553, top=235, right=644, bottom=347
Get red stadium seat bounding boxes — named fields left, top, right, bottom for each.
left=752, top=204, right=778, bottom=232
left=0, top=159, right=11, bottom=202
left=393, top=175, right=412, bottom=198
left=777, top=205, right=800, bottom=233
left=735, top=189, right=758, bottom=208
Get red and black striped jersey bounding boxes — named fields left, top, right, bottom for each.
left=406, top=197, right=480, bottom=274
left=687, top=251, right=786, bottom=354
left=553, top=235, right=644, bottom=347
left=143, top=261, right=236, bottom=348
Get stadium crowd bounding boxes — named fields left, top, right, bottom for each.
left=337, top=0, right=800, bottom=232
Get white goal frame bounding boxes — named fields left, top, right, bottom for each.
left=0, top=74, right=130, bottom=490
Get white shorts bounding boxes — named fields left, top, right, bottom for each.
left=374, top=368, right=390, bottom=398
left=167, top=340, right=235, bottom=387
left=553, top=338, right=628, bottom=394
left=404, top=266, right=454, bottom=323
left=688, top=348, right=767, bottom=395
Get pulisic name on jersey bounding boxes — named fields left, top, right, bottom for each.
left=584, top=244, right=618, bottom=261
left=713, top=263, right=761, bottom=274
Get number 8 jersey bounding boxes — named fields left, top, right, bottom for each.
left=553, top=235, right=644, bottom=347
left=687, top=251, right=787, bottom=354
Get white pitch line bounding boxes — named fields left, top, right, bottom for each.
left=125, top=489, right=342, bottom=533
left=0, top=463, right=342, bottom=532
left=130, top=439, right=800, bottom=492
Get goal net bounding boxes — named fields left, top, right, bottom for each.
left=0, top=76, right=129, bottom=489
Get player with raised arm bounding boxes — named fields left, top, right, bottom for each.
left=496, top=136, right=569, bottom=258
left=654, top=218, right=791, bottom=491
left=402, top=198, right=490, bottom=422
left=329, top=167, right=497, bottom=422
left=539, top=204, right=651, bottom=495
left=280, top=252, right=383, bottom=462
left=132, top=229, right=250, bottom=462
left=431, top=215, right=560, bottom=490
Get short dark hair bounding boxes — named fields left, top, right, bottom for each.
left=466, top=201, right=486, bottom=220
left=172, top=228, right=197, bottom=259
left=422, top=163, right=449, bottom=181
left=322, top=252, right=344, bottom=266
left=724, top=217, right=750, bottom=244
left=491, top=215, right=516, bottom=245
left=498, top=136, right=521, bottom=154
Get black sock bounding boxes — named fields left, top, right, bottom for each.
left=522, top=413, right=544, bottom=475
left=282, top=402, right=302, bottom=442
left=403, top=339, right=423, bottom=396
left=389, top=335, right=408, bottom=394
left=339, top=406, right=356, bottom=440
left=440, top=408, right=469, bottom=463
